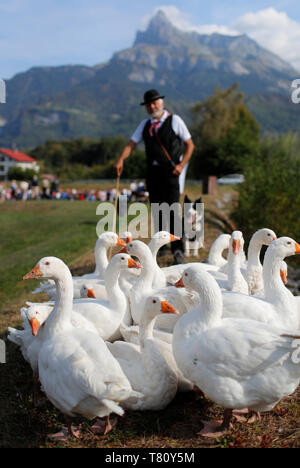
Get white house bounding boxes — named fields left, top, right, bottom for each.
left=0, top=148, right=39, bottom=180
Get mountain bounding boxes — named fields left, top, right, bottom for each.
left=0, top=10, right=298, bottom=149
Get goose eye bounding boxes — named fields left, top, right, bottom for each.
left=153, top=299, right=157, bottom=304
left=287, top=241, right=291, bottom=245
left=184, top=272, right=188, bottom=277
left=45, top=262, right=50, bottom=266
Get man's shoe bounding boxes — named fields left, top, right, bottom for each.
left=173, top=249, right=185, bottom=265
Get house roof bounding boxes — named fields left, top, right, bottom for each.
left=0, top=148, right=36, bottom=163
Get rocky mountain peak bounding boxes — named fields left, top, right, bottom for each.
left=134, top=10, right=186, bottom=47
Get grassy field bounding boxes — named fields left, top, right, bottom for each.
left=0, top=184, right=299, bottom=448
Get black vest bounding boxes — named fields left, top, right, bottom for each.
left=142, top=115, right=183, bottom=175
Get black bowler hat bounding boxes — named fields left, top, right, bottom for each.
left=140, top=89, right=165, bottom=106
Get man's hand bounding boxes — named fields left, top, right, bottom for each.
left=114, top=159, right=124, bottom=177
left=114, top=140, right=136, bottom=177
left=172, top=162, right=184, bottom=176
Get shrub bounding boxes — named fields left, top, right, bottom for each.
left=231, top=133, right=300, bottom=245
left=7, top=167, right=37, bottom=181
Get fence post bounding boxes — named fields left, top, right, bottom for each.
left=202, top=175, right=217, bottom=195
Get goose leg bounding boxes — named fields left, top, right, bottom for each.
left=48, top=416, right=81, bottom=442
left=232, top=408, right=261, bottom=424
left=89, top=415, right=118, bottom=435
left=232, top=408, right=249, bottom=423
left=198, top=408, right=233, bottom=438
left=247, top=411, right=261, bottom=424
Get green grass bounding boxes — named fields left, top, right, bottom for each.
left=0, top=200, right=103, bottom=312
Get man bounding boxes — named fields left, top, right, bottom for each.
left=114, top=89, right=195, bottom=263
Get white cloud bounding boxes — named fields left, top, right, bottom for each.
left=233, top=8, right=300, bottom=71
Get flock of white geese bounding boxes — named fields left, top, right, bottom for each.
left=8, top=228, right=300, bottom=440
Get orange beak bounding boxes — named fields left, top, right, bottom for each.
left=175, top=277, right=184, bottom=288
left=87, top=288, right=96, bottom=298
left=128, top=257, right=142, bottom=269
left=29, top=317, right=40, bottom=336
left=160, top=301, right=179, bottom=314
left=295, top=242, right=300, bottom=254
left=273, top=236, right=277, bottom=241
left=23, top=264, right=43, bottom=280
left=126, top=236, right=132, bottom=243
left=232, top=239, right=240, bottom=255
left=170, top=234, right=180, bottom=242
left=280, top=270, right=288, bottom=285
left=120, top=246, right=128, bottom=254
left=116, top=238, right=127, bottom=248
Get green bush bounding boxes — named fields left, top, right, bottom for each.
left=231, top=132, right=300, bottom=245
left=7, top=167, right=36, bottom=181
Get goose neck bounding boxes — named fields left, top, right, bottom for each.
left=228, top=250, right=241, bottom=273
left=139, top=314, right=156, bottom=346
left=44, top=273, right=74, bottom=338
left=134, top=249, right=154, bottom=287
left=263, top=250, right=289, bottom=300
left=247, top=238, right=262, bottom=267
left=94, top=242, right=109, bottom=277
left=208, top=242, right=223, bottom=266
left=104, top=264, right=127, bottom=312
left=192, top=277, right=223, bottom=328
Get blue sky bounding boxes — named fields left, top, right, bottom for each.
left=1, top=0, right=300, bottom=79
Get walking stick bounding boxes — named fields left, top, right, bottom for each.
left=108, top=174, right=120, bottom=261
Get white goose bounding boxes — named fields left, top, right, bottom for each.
left=107, top=296, right=178, bottom=410
left=177, top=231, right=247, bottom=293
left=119, top=321, right=194, bottom=393
left=71, top=253, right=141, bottom=341
left=160, top=233, right=231, bottom=286
left=148, top=231, right=180, bottom=289
left=7, top=307, right=39, bottom=364
left=33, top=232, right=126, bottom=300
left=17, top=303, right=98, bottom=376
left=23, top=257, right=141, bottom=438
left=207, top=233, right=231, bottom=267
left=245, top=228, right=277, bottom=295
left=125, top=240, right=199, bottom=332
left=221, top=237, right=300, bottom=330
left=173, top=264, right=300, bottom=437
left=226, top=231, right=249, bottom=294
left=24, top=253, right=141, bottom=342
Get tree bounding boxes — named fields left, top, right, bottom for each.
left=231, top=132, right=300, bottom=246
left=188, top=84, right=260, bottom=177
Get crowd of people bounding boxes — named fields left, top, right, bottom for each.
left=0, top=177, right=149, bottom=203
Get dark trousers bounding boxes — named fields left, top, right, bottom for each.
left=146, top=166, right=183, bottom=253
